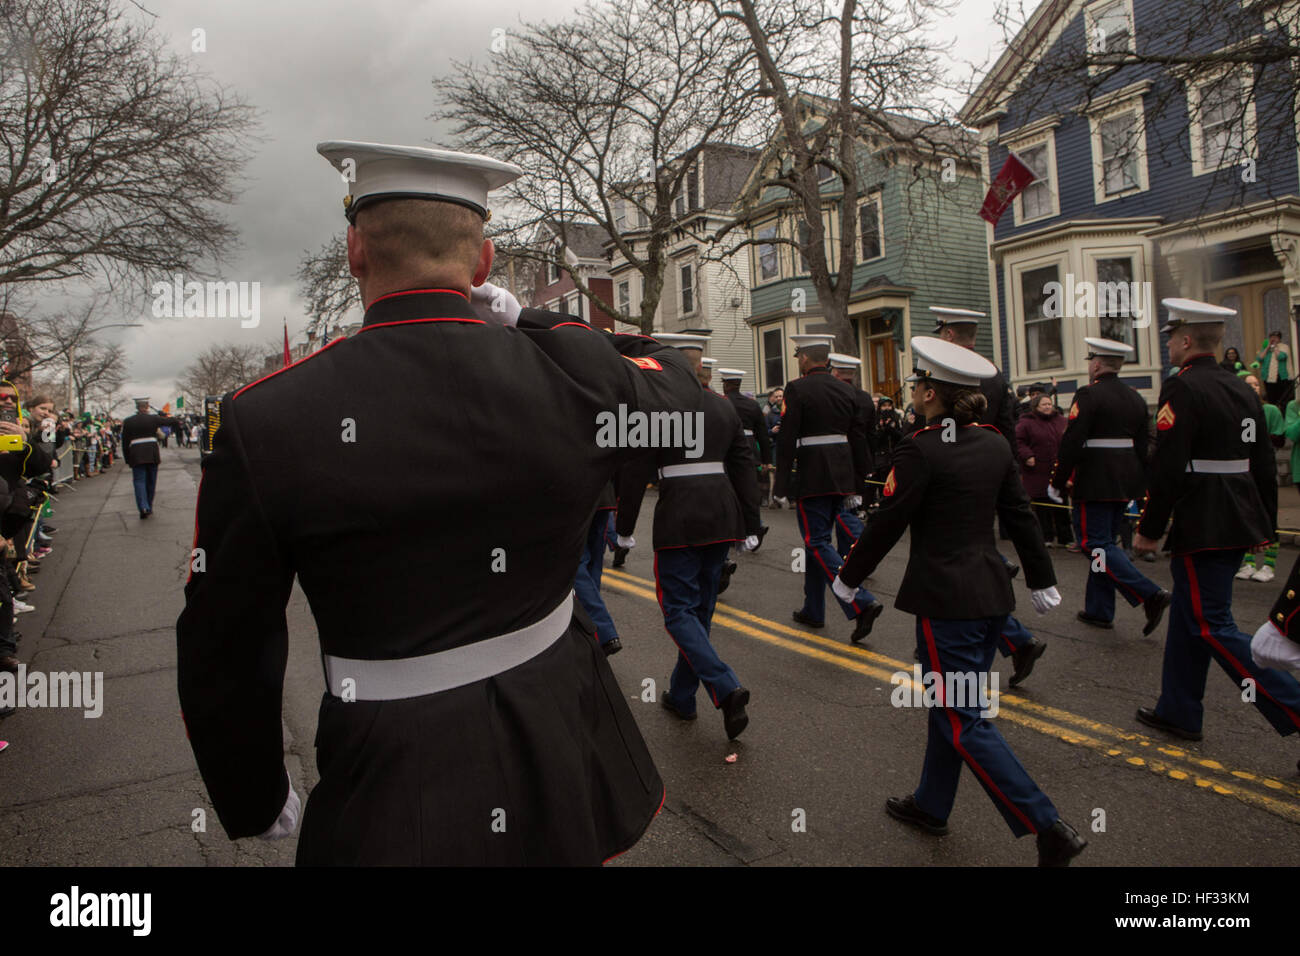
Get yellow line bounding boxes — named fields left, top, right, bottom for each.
left=603, top=568, right=1300, bottom=824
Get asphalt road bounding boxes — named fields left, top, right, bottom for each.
left=2, top=446, right=1298, bottom=866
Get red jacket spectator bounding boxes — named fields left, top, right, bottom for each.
left=1015, top=397, right=1067, bottom=498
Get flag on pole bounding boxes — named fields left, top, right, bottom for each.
left=176, top=396, right=184, bottom=409
left=979, top=151, right=1037, bottom=225
left=283, top=318, right=292, bottom=367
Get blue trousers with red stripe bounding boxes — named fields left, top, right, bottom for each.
left=1155, top=549, right=1300, bottom=736
left=834, top=501, right=863, bottom=559
left=1073, top=501, right=1161, bottom=622
left=574, top=509, right=618, bottom=647
left=915, top=616, right=1059, bottom=837
left=654, top=543, right=741, bottom=715
left=796, top=495, right=877, bottom=623
left=996, top=615, right=1035, bottom=658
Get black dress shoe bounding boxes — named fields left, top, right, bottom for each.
left=1037, top=818, right=1087, bottom=866
left=602, top=638, right=623, bottom=657
left=1006, top=563, right=1021, bottom=579
left=885, top=795, right=948, bottom=835
left=750, top=526, right=769, bottom=553
left=139, top=511, right=150, bottom=519
left=850, top=600, right=884, bottom=645
left=792, top=610, right=824, bottom=629
left=1009, top=638, right=1046, bottom=688
left=1076, top=611, right=1113, bottom=629
left=1136, top=706, right=1202, bottom=741
left=717, top=561, right=737, bottom=595
left=0, top=705, right=14, bottom=718
left=41, top=526, right=56, bottom=535
left=1143, top=589, right=1172, bottom=636
left=611, top=546, right=628, bottom=568
left=721, top=686, right=750, bottom=740
left=0, top=656, right=19, bottom=673
left=661, top=693, right=696, bottom=721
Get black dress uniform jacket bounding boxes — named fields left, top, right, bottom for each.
left=1268, top=554, right=1300, bottom=640
left=981, top=369, right=1017, bottom=454
left=773, top=367, right=869, bottom=499
left=1137, top=354, right=1276, bottom=554
left=1050, top=372, right=1149, bottom=500
left=121, top=412, right=184, bottom=466
left=838, top=422, right=1055, bottom=618
left=176, top=288, right=703, bottom=865
left=616, top=388, right=761, bottom=549
left=852, top=387, right=877, bottom=491
left=725, top=389, right=772, bottom=465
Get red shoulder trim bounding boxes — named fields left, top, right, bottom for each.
left=974, top=423, right=1003, bottom=434
left=358, top=316, right=486, bottom=334
left=234, top=337, right=348, bottom=399
left=371, top=288, right=469, bottom=304
left=550, top=321, right=598, bottom=332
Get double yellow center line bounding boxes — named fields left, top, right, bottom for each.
left=603, top=568, right=1300, bottom=826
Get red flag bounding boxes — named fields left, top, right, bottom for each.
left=283, top=319, right=291, bottom=367
left=979, top=152, right=1036, bottom=225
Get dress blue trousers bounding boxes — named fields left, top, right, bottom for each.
left=1073, top=501, right=1161, bottom=622
left=654, top=543, right=740, bottom=713
left=131, top=463, right=157, bottom=513
left=574, top=509, right=618, bottom=648
left=1155, top=549, right=1300, bottom=736
left=796, top=495, right=876, bottom=623
left=914, top=615, right=1059, bottom=837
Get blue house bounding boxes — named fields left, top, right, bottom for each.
left=960, top=0, right=1300, bottom=403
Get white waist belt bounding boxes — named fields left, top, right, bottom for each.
left=797, top=434, right=848, bottom=447
left=1084, top=438, right=1133, bottom=448
left=324, top=592, right=573, bottom=700
left=743, top=429, right=754, bottom=437
left=130, top=437, right=158, bottom=446
left=659, top=462, right=725, bottom=479
left=1186, top=459, right=1249, bottom=474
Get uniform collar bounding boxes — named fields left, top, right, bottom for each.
left=804, top=366, right=831, bottom=377
left=361, top=288, right=479, bottom=328
left=1181, top=353, right=1218, bottom=369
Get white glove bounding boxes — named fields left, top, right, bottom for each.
left=740, top=534, right=760, bottom=551
left=1046, top=485, right=1063, bottom=504
left=844, top=495, right=862, bottom=511
left=469, top=281, right=521, bottom=327
left=773, top=496, right=790, bottom=508
left=615, top=534, right=635, bottom=550
left=1252, top=620, right=1300, bottom=672
left=832, top=575, right=857, bottom=604
left=258, top=774, right=301, bottom=840
left=1030, top=586, right=1061, bottom=616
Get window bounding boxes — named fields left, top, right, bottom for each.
left=1018, top=143, right=1054, bottom=221
left=817, top=162, right=834, bottom=182
left=1095, top=256, right=1140, bottom=362
left=565, top=292, right=584, bottom=321
left=763, top=327, right=784, bottom=389
left=674, top=162, right=701, bottom=218
left=614, top=199, right=627, bottom=231
left=1191, top=69, right=1255, bottom=175
left=1021, top=264, right=1064, bottom=371
left=617, top=280, right=630, bottom=314
left=1099, top=111, right=1141, bottom=195
left=1086, top=0, right=1133, bottom=56
left=680, top=263, right=695, bottom=315
left=547, top=241, right=562, bottom=284
left=859, top=198, right=882, bottom=261
left=757, top=223, right=779, bottom=281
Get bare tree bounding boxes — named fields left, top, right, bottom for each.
left=705, top=0, right=960, bottom=356
left=434, top=0, right=773, bottom=333
left=175, top=341, right=264, bottom=401
left=69, top=338, right=125, bottom=413
left=0, top=0, right=258, bottom=292
left=296, top=235, right=359, bottom=336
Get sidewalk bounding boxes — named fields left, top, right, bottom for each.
left=0, top=450, right=302, bottom=865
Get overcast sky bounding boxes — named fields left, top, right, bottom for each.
left=51, top=0, right=1011, bottom=406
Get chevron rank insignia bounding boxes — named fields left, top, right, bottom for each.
left=883, top=468, right=897, bottom=497
left=1068, top=402, right=1079, bottom=420
left=1156, top=402, right=1176, bottom=431
left=624, top=356, right=662, bottom=371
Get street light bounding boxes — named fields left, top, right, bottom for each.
left=67, top=322, right=143, bottom=414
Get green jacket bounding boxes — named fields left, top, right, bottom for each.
left=1257, top=340, right=1291, bottom=380
left=1284, top=401, right=1300, bottom=482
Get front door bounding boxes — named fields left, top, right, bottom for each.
left=867, top=334, right=901, bottom=402
left=1209, top=278, right=1289, bottom=365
